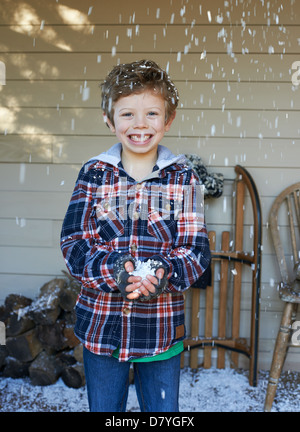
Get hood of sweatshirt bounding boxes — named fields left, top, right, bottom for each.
left=89, top=143, right=187, bottom=180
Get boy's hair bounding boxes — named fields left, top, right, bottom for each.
left=101, top=59, right=179, bottom=126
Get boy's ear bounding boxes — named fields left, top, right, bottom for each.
left=103, top=113, right=115, bottom=132
left=165, top=111, right=176, bottom=132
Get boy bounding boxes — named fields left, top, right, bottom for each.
left=60, top=60, right=211, bottom=412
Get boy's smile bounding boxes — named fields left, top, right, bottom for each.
left=129, top=134, right=151, bottom=144
left=106, top=90, right=175, bottom=158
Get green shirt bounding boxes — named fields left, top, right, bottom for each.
left=112, top=341, right=184, bottom=362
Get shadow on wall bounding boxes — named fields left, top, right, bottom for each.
left=0, top=1, right=109, bottom=164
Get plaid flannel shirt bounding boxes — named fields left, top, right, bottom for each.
left=61, top=144, right=211, bottom=361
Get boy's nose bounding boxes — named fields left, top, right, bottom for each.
left=133, top=114, right=148, bottom=128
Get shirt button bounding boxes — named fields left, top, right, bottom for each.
left=130, top=243, right=137, bottom=252
left=136, top=183, right=143, bottom=190
left=123, top=307, right=130, bottom=315
left=133, top=211, right=139, bottom=220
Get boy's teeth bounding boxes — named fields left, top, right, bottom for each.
left=130, top=135, right=150, bottom=142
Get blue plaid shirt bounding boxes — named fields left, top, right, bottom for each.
left=61, top=144, right=210, bottom=361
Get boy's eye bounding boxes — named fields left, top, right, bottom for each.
left=148, top=111, right=158, bottom=116
left=122, top=112, right=133, bottom=117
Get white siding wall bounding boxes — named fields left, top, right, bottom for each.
left=0, top=0, right=299, bottom=370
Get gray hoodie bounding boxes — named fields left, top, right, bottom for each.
left=89, top=142, right=187, bottom=181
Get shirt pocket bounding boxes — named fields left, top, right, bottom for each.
left=94, top=200, right=124, bottom=242
left=147, top=209, right=177, bottom=243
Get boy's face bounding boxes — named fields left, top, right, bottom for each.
left=106, top=90, right=175, bottom=158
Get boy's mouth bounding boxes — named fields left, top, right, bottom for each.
left=129, top=134, right=152, bottom=143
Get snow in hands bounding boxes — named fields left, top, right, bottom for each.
left=129, top=259, right=157, bottom=279
left=129, top=259, right=159, bottom=295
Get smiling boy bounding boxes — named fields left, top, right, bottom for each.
left=106, top=90, right=174, bottom=184
left=61, top=60, right=211, bottom=412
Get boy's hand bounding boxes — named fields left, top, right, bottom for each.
left=114, top=255, right=167, bottom=301
left=131, top=260, right=168, bottom=302
left=124, top=261, right=157, bottom=300
left=113, top=254, right=141, bottom=301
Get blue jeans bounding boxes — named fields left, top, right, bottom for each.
left=83, top=347, right=181, bottom=412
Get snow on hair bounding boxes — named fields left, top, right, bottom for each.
left=100, top=59, right=179, bottom=125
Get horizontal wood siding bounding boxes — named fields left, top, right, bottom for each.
left=0, top=0, right=299, bottom=371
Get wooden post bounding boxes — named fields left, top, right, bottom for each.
left=264, top=302, right=294, bottom=411
left=217, top=231, right=230, bottom=368
left=190, top=288, right=201, bottom=369
left=231, top=180, right=245, bottom=367
left=204, top=231, right=216, bottom=369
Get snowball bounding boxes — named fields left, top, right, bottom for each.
left=129, top=260, right=156, bottom=279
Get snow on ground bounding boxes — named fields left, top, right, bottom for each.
left=0, top=367, right=299, bottom=412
